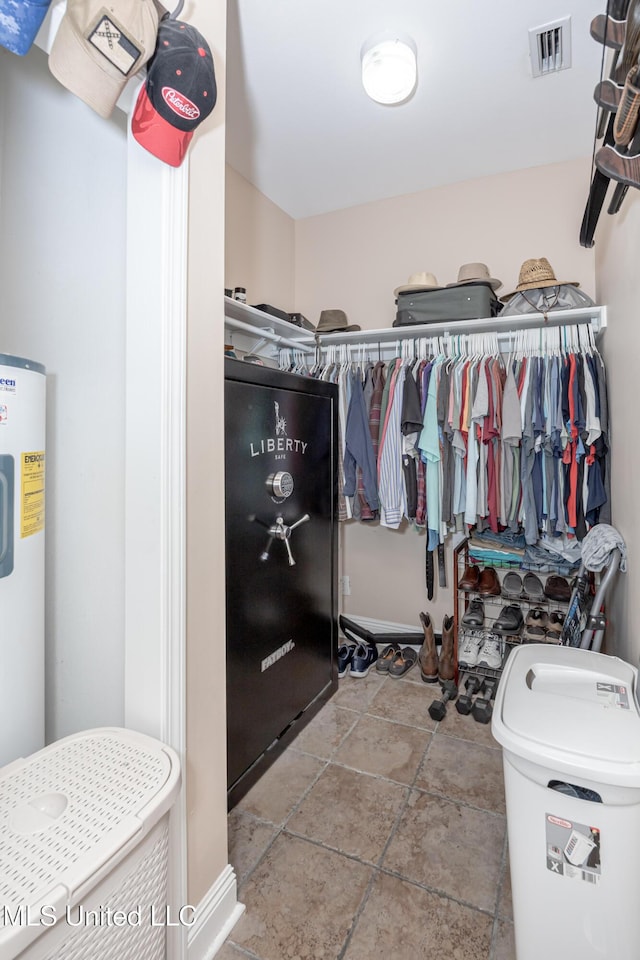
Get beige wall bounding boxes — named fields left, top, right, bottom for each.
left=225, top=164, right=296, bottom=311
left=342, top=521, right=457, bottom=631
left=186, top=2, right=229, bottom=906
left=294, top=158, right=597, bottom=629
left=594, top=188, right=640, bottom=666
left=294, top=158, right=596, bottom=331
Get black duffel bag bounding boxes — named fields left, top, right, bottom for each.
left=394, top=281, right=502, bottom=327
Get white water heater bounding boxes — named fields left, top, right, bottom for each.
left=0, top=353, right=46, bottom=767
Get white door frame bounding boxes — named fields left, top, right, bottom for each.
left=124, top=132, right=189, bottom=960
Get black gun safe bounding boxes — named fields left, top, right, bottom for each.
left=224, top=358, right=338, bottom=808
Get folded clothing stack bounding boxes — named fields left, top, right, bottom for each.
left=471, top=528, right=527, bottom=550
left=468, top=537, right=524, bottom=569
left=468, top=528, right=581, bottom=577
left=521, top=542, right=581, bottom=577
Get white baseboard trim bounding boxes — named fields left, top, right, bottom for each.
left=187, top=864, right=245, bottom=960
left=340, top=614, right=422, bottom=636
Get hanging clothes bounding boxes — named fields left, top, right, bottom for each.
left=281, top=323, right=610, bottom=547
left=343, top=368, right=379, bottom=513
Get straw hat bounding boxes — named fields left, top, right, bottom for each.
left=502, top=258, right=579, bottom=301
left=393, top=271, right=442, bottom=297
left=316, top=309, right=361, bottom=333
left=447, top=262, right=502, bottom=292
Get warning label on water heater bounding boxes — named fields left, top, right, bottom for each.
left=21, top=451, right=45, bottom=538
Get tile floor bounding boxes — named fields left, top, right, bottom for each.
left=220, top=660, right=515, bottom=960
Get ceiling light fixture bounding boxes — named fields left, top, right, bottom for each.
left=361, top=35, right=417, bottom=105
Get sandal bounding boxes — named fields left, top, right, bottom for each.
left=388, top=646, right=418, bottom=678
left=545, top=611, right=565, bottom=642
left=524, top=608, right=548, bottom=642
left=502, top=571, right=523, bottom=599
left=375, top=642, right=402, bottom=673
left=522, top=572, right=545, bottom=602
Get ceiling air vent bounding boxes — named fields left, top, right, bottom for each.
left=529, top=16, right=572, bottom=77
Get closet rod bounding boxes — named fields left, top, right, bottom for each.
left=225, top=315, right=314, bottom=353
left=313, top=305, right=607, bottom=347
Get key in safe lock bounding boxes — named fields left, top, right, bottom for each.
left=250, top=470, right=310, bottom=566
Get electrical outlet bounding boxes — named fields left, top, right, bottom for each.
left=340, top=575, right=351, bottom=596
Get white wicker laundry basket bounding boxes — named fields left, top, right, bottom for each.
left=0, top=728, right=181, bottom=960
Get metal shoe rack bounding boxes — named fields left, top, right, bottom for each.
left=453, top=538, right=577, bottom=683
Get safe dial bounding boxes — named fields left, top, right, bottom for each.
left=267, top=471, right=294, bottom=502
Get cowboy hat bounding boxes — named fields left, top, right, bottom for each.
left=447, top=262, right=502, bottom=292
left=393, top=271, right=442, bottom=298
left=502, top=258, right=579, bottom=301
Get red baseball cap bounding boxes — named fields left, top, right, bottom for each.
left=132, top=15, right=216, bottom=167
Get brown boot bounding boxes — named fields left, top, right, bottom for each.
left=438, top=615, right=456, bottom=683
left=418, top=612, right=438, bottom=683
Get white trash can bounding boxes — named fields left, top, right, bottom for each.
left=0, top=727, right=181, bottom=960
left=492, top=644, right=640, bottom=960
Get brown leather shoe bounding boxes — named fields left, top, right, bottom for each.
left=478, top=567, right=501, bottom=597
left=438, top=615, right=455, bottom=682
left=544, top=575, right=571, bottom=602
left=459, top=564, right=480, bottom=591
left=418, top=612, right=439, bottom=683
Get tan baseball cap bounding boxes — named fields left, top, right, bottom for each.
left=49, top=0, right=159, bottom=119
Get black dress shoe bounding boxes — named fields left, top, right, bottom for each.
left=461, top=598, right=484, bottom=628
left=494, top=604, right=524, bottom=636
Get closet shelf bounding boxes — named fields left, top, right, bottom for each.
left=224, top=297, right=313, bottom=348
left=223, top=298, right=607, bottom=351
left=225, top=313, right=314, bottom=353
left=309, top=305, right=607, bottom=346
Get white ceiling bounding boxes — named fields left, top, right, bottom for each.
left=226, top=0, right=604, bottom=220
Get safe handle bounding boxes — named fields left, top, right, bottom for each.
left=252, top=513, right=310, bottom=566
left=288, top=513, right=310, bottom=532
